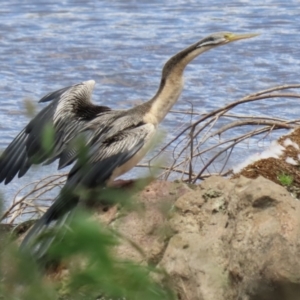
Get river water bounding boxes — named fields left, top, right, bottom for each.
left=0, top=0, right=299, bottom=207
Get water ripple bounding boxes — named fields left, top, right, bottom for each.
left=0, top=0, right=299, bottom=205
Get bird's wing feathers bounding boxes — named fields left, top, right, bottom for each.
left=56, top=110, right=123, bottom=169
left=55, top=108, right=142, bottom=170
left=38, top=85, right=75, bottom=103
left=0, top=80, right=110, bottom=184
left=20, top=122, right=155, bottom=260
left=68, top=122, right=156, bottom=188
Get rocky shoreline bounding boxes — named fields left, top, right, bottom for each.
left=35, top=175, right=299, bottom=300
left=12, top=124, right=300, bottom=300
left=122, top=176, right=300, bottom=300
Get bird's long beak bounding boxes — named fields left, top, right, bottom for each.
left=227, top=32, right=260, bottom=42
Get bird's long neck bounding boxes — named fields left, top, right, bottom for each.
left=144, top=43, right=210, bottom=125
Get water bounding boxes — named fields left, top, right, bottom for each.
left=0, top=0, right=299, bottom=208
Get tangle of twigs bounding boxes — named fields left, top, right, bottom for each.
left=2, top=84, right=300, bottom=224
left=1, top=173, right=67, bottom=225
left=150, top=84, right=300, bottom=182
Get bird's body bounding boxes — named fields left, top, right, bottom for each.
left=0, top=32, right=258, bottom=259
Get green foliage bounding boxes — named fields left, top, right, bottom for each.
left=42, top=123, right=55, bottom=155
left=23, top=98, right=36, bottom=118
left=0, top=208, right=175, bottom=300
left=0, top=107, right=176, bottom=300
left=0, top=242, right=57, bottom=300
left=277, top=173, right=294, bottom=187
left=50, top=211, right=175, bottom=300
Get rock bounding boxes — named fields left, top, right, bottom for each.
left=159, top=176, right=300, bottom=300
left=96, top=176, right=300, bottom=299
left=97, top=180, right=193, bottom=264
left=22, top=176, right=300, bottom=300
left=227, top=176, right=300, bottom=300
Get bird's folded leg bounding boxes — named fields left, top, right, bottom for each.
left=110, top=179, right=135, bottom=189
left=110, top=176, right=154, bottom=191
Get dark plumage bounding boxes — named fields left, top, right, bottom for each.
left=0, top=80, right=110, bottom=184
left=14, top=32, right=258, bottom=260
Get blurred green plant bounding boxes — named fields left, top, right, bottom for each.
left=51, top=210, right=175, bottom=300
left=277, top=173, right=293, bottom=187
left=23, top=98, right=36, bottom=118
left=41, top=123, right=56, bottom=158
left=0, top=118, right=176, bottom=300
left=0, top=207, right=176, bottom=300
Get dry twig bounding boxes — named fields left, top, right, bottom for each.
left=2, top=84, right=300, bottom=224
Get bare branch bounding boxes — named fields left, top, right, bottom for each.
left=3, top=84, right=300, bottom=225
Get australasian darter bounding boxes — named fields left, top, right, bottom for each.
left=0, top=32, right=258, bottom=258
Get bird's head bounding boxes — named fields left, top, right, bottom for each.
left=161, top=31, right=259, bottom=79
left=195, top=32, right=259, bottom=49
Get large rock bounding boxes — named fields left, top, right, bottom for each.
left=97, top=180, right=193, bottom=264
left=36, top=177, right=300, bottom=299
left=105, top=176, right=300, bottom=299
left=159, top=176, right=300, bottom=300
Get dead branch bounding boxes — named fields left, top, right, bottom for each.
left=3, top=84, right=300, bottom=224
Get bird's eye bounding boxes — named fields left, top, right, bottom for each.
left=205, top=37, right=215, bottom=42
left=196, top=36, right=217, bottom=48
left=199, top=37, right=215, bottom=45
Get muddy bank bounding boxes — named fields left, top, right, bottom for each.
left=62, top=176, right=300, bottom=300
left=9, top=153, right=300, bottom=300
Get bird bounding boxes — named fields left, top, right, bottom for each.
left=17, top=32, right=258, bottom=259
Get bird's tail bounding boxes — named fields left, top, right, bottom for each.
left=20, top=189, right=79, bottom=262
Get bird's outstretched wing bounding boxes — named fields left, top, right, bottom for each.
left=0, top=80, right=110, bottom=184
left=20, top=122, right=156, bottom=260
